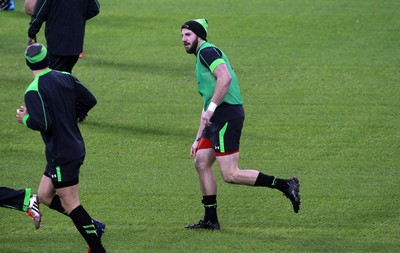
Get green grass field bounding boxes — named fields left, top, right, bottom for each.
left=1, top=0, right=399, bottom=252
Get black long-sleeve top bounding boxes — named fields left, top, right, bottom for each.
left=23, top=68, right=97, bottom=166
left=28, top=0, right=100, bottom=55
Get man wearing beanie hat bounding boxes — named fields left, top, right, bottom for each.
left=27, top=0, right=100, bottom=73
left=181, top=19, right=301, bottom=230
left=17, top=43, right=107, bottom=253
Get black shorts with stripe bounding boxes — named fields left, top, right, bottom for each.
left=201, top=103, right=245, bottom=154
left=202, top=117, right=244, bottom=154
left=44, top=156, right=84, bottom=188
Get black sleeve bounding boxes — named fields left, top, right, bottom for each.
left=198, top=47, right=223, bottom=70
left=86, top=0, right=100, bottom=20
left=28, top=0, right=50, bottom=38
left=74, top=77, right=97, bottom=119
left=24, top=90, right=51, bottom=132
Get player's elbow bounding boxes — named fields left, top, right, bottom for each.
left=223, top=74, right=232, bottom=88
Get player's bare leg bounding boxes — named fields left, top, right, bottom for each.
left=194, top=148, right=216, bottom=195
left=186, top=148, right=220, bottom=230
left=217, top=153, right=301, bottom=213
left=216, top=153, right=260, bottom=185
left=37, top=176, right=56, bottom=206
left=37, top=176, right=106, bottom=252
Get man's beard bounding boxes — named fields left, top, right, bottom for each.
left=185, top=39, right=198, bottom=54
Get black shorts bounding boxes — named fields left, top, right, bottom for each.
left=48, top=53, right=79, bottom=73
left=44, top=156, right=84, bottom=188
left=201, top=117, right=244, bottom=155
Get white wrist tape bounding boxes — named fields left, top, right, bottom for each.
left=207, top=102, right=217, bottom=112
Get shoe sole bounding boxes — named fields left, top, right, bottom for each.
left=26, top=195, right=41, bottom=229
left=290, top=178, right=301, bottom=213
left=34, top=215, right=42, bottom=229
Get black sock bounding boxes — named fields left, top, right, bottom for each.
left=254, top=172, right=288, bottom=191
left=69, top=205, right=106, bottom=253
left=202, top=195, right=218, bottom=223
left=49, top=195, right=68, bottom=215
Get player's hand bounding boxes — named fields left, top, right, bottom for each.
left=190, top=140, right=200, bottom=157
left=202, top=110, right=213, bottom=127
left=16, top=106, right=27, bottom=124
left=27, top=36, right=37, bottom=45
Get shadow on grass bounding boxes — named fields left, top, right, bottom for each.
left=82, top=119, right=192, bottom=140
left=82, top=57, right=185, bottom=77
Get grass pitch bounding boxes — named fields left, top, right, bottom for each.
left=1, top=0, right=399, bottom=252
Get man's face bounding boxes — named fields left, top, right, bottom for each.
left=181, top=28, right=198, bottom=54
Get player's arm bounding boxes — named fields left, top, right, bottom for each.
left=74, top=77, right=97, bottom=119
left=19, top=91, right=51, bottom=131
left=210, top=63, right=232, bottom=106
left=199, top=47, right=232, bottom=126
left=27, top=0, right=49, bottom=44
left=86, top=0, right=100, bottom=20
left=201, top=64, right=231, bottom=126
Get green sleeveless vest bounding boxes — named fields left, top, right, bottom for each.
left=196, top=42, right=243, bottom=111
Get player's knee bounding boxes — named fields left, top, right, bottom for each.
left=221, top=170, right=238, bottom=184
left=58, top=197, right=80, bottom=214
left=37, top=191, right=52, bottom=206
left=194, top=156, right=211, bottom=171
left=193, top=157, right=202, bottom=169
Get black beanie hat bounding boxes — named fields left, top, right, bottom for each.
left=25, top=43, right=49, bottom=70
left=181, top=19, right=209, bottom=41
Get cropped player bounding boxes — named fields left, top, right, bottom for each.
left=17, top=43, right=107, bottom=252
left=0, top=186, right=41, bottom=229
